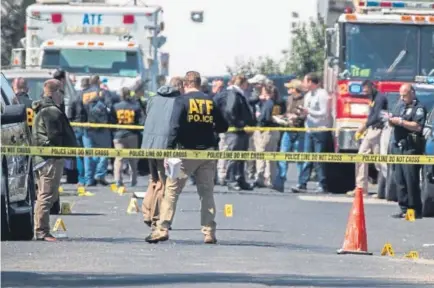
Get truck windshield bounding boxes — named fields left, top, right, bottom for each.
left=41, top=49, right=139, bottom=77
left=385, top=89, right=434, bottom=112
left=344, top=23, right=434, bottom=81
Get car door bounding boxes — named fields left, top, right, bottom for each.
left=1, top=74, right=32, bottom=202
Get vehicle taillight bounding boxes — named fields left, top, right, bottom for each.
left=123, top=15, right=135, bottom=24
left=51, top=13, right=62, bottom=24
left=343, top=103, right=351, bottom=116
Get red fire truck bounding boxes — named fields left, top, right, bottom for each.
left=323, top=0, right=434, bottom=193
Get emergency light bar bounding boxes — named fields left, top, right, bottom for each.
left=415, top=75, right=434, bottom=84
left=359, top=1, right=434, bottom=9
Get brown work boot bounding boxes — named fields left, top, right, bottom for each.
left=145, top=229, right=169, bottom=244
left=204, top=234, right=217, bottom=244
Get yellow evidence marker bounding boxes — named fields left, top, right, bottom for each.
left=118, top=186, right=126, bottom=195
left=224, top=204, right=233, bottom=217
left=127, top=198, right=140, bottom=214
left=52, top=218, right=67, bottom=238
left=404, top=251, right=419, bottom=259
left=58, top=186, right=64, bottom=193
left=405, top=209, right=415, bottom=222
left=381, top=243, right=395, bottom=257
left=60, top=202, right=72, bottom=215
left=77, top=186, right=85, bottom=195
left=110, top=183, right=118, bottom=192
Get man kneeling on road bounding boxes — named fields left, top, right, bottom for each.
left=145, top=71, right=228, bottom=244
left=32, top=79, right=77, bottom=241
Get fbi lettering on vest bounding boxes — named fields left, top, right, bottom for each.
left=116, top=109, right=135, bottom=124
left=188, top=99, right=213, bottom=123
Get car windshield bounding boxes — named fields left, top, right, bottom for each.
left=385, top=89, right=434, bottom=113
left=344, top=23, right=424, bottom=81
left=41, top=49, right=139, bottom=77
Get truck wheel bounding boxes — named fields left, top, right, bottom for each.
left=422, top=166, right=434, bottom=217
left=1, top=195, right=10, bottom=241
left=377, top=174, right=386, bottom=199
left=9, top=210, right=34, bottom=241
left=325, top=162, right=355, bottom=194
left=385, top=165, right=398, bottom=202
left=65, top=169, right=78, bottom=184
left=50, top=199, right=60, bottom=215
left=10, top=163, right=35, bottom=241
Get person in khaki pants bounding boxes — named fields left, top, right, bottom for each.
left=141, top=78, right=184, bottom=227
left=347, top=80, right=388, bottom=196
left=111, top=87, right=143, bottom=187
left=141, top=160, right=166, bottom=228
left=145, top=71, right=228, bottom=244
left=253, top=84, right=281, bottom=187
left=32, top=79, right=77, bottom=241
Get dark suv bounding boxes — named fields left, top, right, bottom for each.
left=1, top=73, right=35, bottom=240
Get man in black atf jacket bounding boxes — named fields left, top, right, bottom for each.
left=145, top=71, right=228, bottom=245
left=224, top=75, right=256, bottom=191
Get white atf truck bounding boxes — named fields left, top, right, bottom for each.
left=12, top=0, right=168, bottom=93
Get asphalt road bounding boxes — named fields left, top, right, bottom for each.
left=2, top=164, right=434, bottom=288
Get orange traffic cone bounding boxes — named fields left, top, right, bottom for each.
left=337, top=187, right=372, bottom=255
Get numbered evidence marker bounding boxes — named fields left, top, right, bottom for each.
left=118, top=186, right=126, bottom=195
left=405, top=209, right=416, bottom=222
left=224, top=204, right=233, bottom=217
left=110, top=183, right=118, bottom=192
left=58, top=186, right=64, bottom=193
left=127, top=197, right=140, bottom=214
left=381, top=243, right=395, bottom=257
left=77, top=186, right=94, bottom=197
left=60, top=202, right=72, bottom=215
left=52, top=218, right=67, bottom=238
left=404, top=251, right=419, bottom=259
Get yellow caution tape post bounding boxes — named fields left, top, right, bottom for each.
left=381, top=243, right=395, bottom=257
left=2, top=146, right=433, bottom=164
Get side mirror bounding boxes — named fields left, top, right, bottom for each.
left=327, top=57, right=339, bottom=68
left=325, top=28, right=337, bottom=58
left=1, top=104, right=26, bottom=125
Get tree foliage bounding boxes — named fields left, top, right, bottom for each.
left=226, top=56, right=283, bottom=77
left=1, top=0, right=35, bottom=66
left=283, top=16, right=326, bottom=78
left=226, top=15, right=326, bottom=78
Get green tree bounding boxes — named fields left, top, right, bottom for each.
left=1, top=0, right=35, bottom=66
left=283, top=15, right=326, bottom=78
left=226, top=56, right=283, bottom=77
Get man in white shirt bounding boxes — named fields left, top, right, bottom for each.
left=292, top=73, right=331, bottom=193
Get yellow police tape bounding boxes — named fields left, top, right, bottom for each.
left=1, top=146, right=432, bottom=164
left=67, top=122, right=345, bottom=132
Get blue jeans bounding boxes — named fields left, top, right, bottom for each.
left=274, top=132, right=304, bottom=189
left=298, top=132, right=329, bottom=189
left=82, top=132, right=108, bottom=183
left=74, top=128, right=85, bottom=184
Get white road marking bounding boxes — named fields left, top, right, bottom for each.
left=297, top=195, right=396, bottom=205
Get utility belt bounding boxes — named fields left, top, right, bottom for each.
left=395, top=134, right=423, bottom=152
